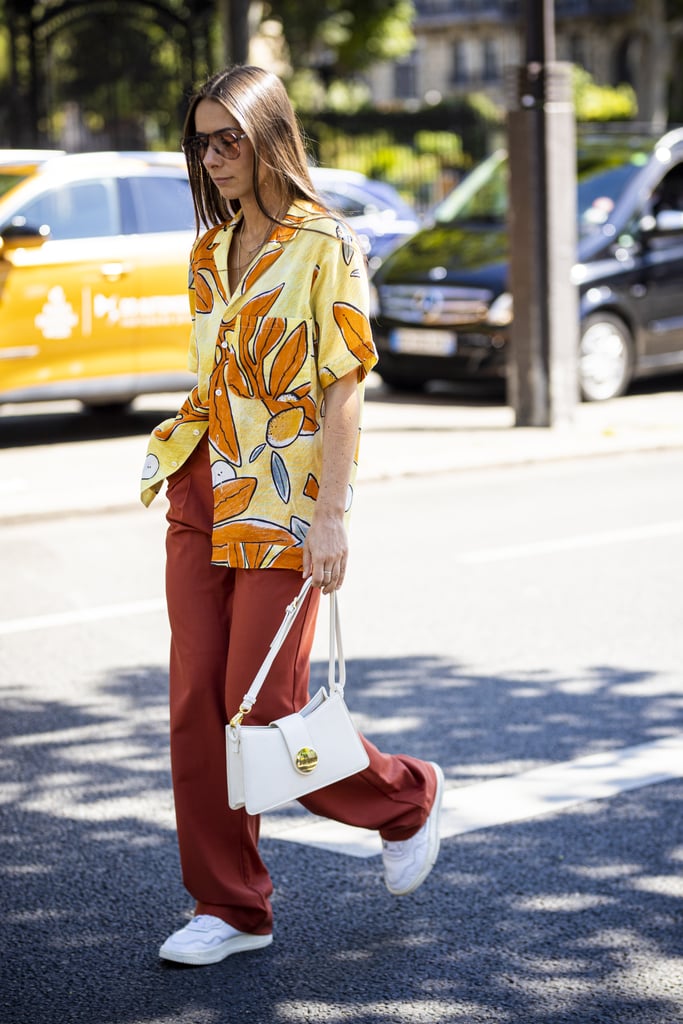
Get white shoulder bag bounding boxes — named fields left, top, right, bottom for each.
left=226, top=577, right=370, bottom=815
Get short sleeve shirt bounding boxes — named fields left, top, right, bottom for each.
left=140, top=201, right=378, bottom=571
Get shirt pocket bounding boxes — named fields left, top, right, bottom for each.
left=227, top=314, right=316, bottom=401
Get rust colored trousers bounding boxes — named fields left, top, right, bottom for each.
left=165, top=437, right=436, bottom=935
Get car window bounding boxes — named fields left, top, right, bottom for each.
left=434, top=151, right=508, bottom=225
left=12, top=179, right=119, bottom=239
left=650, top=164, right=683, bottom=214
left=0, top=172, right=32, bottom=198
left=318, top=187, right=368, bottom=219
left=434, top=147, right=650, bottom=234
left=577, top=162, right=645, bottom=236
left=119, top=175, right=195, bottom=233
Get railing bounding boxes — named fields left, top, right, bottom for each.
left=415, top=0, right=518, bottom=18
left=414, top=0, right=633, bottom=18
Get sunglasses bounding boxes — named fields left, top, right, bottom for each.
left=181, top=127, right=248, bottom=160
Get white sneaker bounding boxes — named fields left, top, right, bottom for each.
left=382, top=762, right=444, bottom=896
left=159, top=914, right=273, bottom=966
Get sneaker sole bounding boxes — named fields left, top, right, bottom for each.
left=386, top=761, right=444, bottom=897
left=159, top=931, right=273, bottom=966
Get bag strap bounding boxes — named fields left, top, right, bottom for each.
left=229, top=577, right=345, bottom=727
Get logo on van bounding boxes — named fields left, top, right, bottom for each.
left=34, top=286, right=79, bottom=339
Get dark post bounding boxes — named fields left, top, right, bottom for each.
left=218, top=0, right=251, bottom=64
left=507, top=0, right=578, bottom=426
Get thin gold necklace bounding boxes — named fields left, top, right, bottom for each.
left=235, top=220, right=271, bottom=273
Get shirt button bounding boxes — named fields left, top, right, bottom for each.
left=171, top=461, right=178, bottom=468
left=221, top=341, right=228, bottom=349
left=193, top=429, right=200, bottom=436
left=215, top=388, right=222, bottom=396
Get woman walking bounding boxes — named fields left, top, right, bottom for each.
left=141, top=64, right=444, bottom=967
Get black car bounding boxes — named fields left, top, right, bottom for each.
left=371, top=129, right=683, bottom=400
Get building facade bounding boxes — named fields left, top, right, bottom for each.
left=366, top=0, right=668, bottom=127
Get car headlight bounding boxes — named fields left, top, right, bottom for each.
left=487, top=291, right=513, bottom=326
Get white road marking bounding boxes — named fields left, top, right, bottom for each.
left=263, top=734, right=683, bottom=857
left=0, top=598, right=166, bottom=635
left=456, top=520, right=683, bottom=564
left=0, top=479, right=28, bottom=494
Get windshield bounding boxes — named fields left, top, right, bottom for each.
left=576, top=160, right=645, bottom=234
left=434, top=150, right=507, bottom=225
left=0, top=170, right=33, bottom=199
left=433, top=148, right=650, bottom=236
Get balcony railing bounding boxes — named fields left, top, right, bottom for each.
left=415, top=0, right=634, bottom=20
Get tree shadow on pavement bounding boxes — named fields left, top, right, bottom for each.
left=1, top=654, right=682, bottom=1024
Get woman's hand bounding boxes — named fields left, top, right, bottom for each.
left=302, top=509, right=348, bottom=594
left=302, top=369, right=360, bottom=594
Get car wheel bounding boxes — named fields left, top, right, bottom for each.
left=377, top=370, right=426, bottom=394
left=83, top=400, right=133, bottom=415
left=579, top=313, right=634, bottom=402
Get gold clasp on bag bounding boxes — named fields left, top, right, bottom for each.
left=295, top=747, right=319, bottom=774
left=230, top=704, right=252, bottom=728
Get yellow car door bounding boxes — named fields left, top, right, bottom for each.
left=0, top=174, right=142, bottom=404
left=114, top=168, right=195, bottom=386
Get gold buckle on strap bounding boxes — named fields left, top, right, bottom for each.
left=229, top=703, right=251, bottom=728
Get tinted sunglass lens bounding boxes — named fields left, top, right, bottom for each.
left=182, top=137, right=206, bottom=157
left=182, top=132, right=241, bottom=159
left=215, top=133, right=240, bottom=158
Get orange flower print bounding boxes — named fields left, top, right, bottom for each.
left=212, top=518, right=301, bottom=568
left=153, top=386, right=209, bottom=441
left=333, top=302, right=375, bottom=365
left=192, top=227, right=227, bottom=314
left=268, top=321, right=307, bottom=398
left=213, top=476, right=257, bottom=524
left=303, top=474, right=319, bottom=500
left=233, top=215, right=302, bottom=294
left=266, top=407, right=305, bottom=449
left=226, top=303, right=319, bottom=453
left=241, top=248, right=282, bottom=291
left=209, top=359, right=241, bottom=466
left=220, top=287, right=285, bottom=399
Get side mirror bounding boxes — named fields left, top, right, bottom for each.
left=655, top=209, right=683, bottom=234
left=0, top=218, right=51, bottom=251
left=640, top=210, right=683, bottom=236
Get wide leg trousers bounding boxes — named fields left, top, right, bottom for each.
left=165, top=437, right=437, bottom=935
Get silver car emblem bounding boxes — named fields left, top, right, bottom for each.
left=413, top=289, right=444, bottom=322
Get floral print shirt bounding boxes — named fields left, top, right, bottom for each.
left=140, top=200, right=378, bottom=571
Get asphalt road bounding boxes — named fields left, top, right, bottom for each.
left=1, top=400, right=683, bottom=1024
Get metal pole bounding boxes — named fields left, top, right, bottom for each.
left=218, top=0, right=250, bottom=65
left=507, top=0, right=577, bottom=427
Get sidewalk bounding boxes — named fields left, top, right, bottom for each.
left=359, top=382, right=683, bottom=479
left=0, top=381, right=681, bottom=523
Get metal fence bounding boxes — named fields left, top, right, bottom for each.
left=300, top=105, right=498, bottom=214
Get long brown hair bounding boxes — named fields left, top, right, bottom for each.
left=182, top=65, right=326, bottom=232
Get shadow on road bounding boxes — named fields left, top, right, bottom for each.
left=2, top=653, right=683, bottom=1023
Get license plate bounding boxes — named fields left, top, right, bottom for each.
left=389, top=328, right=457, bottom=357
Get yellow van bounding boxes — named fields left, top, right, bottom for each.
left=0, top=151, right=418, bottom=413
left=0, top=151, right=196, bottom=412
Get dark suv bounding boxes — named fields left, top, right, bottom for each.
left=371, top=128, right=683, bottom=400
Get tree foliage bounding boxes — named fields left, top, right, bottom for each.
left=573, top=66, right=638, bottom=122
left=263, top=0, right=414, bottom=76
left=0, top=0, right=214, bottom=147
